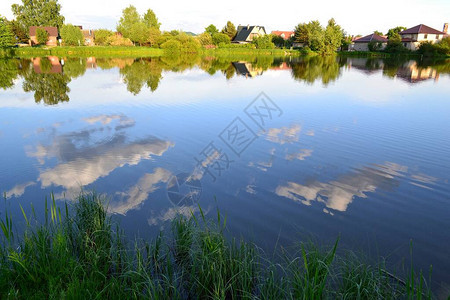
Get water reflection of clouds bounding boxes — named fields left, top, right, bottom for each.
left=5, top=181, right=36, bottom=198
left=276, top=162, right=439, bottom=213
left=265, top=124, right=301, bottom=144
left=111, top=168, right=172, bottom=215
left=25, top=114, right=174, bottom=201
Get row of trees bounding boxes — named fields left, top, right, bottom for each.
left=294, top=19, right=344, bottom=54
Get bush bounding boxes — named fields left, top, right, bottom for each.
left=384, top=41, right=408, bottom=53
left=217, top=42, right=255, bottom=49
left=181, top=40, right=200, bottom=53
left=36, top=28, right=49, bottom=45
left=106, top=35, right=133, bottom=46
left=0, top=18, right=14, bottom=47
left=368, top=41, right=383, bottom=52
left=60, top=24, right=84, bottom=46
left=418, top=38, right=450, bottom=56
left=252, top=35, right=275, bottom=49
left=197, top=32, right=212, bottom=46
left=212, top=33, right=230, bottom=46
left=94, top=29, right=114, bottom=46
left=160, top=39, right=181, bottom=54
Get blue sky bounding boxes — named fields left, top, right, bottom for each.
left=1, top=0, right=449, bottom=35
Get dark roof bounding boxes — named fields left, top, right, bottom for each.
left=29, top=26, right=58, bottom=37
left=233, top=25, right=266, bottom=42
left=400, top=24, right=445, bottom=35
left=354, top=33, right=388, bottom=43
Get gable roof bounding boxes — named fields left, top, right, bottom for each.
left=234, top=25, right=266, bottom=42
left=354, top=33, right=388, bottom=43
left=400, top=24, right=445, bottom=35
left=29, top=26, right=58, bottom=37
left=271, top=31, right=294, bottom=40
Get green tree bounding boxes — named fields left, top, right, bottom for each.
left=387, top=26, right=406, bottom=40
left=374, top=30, right=383, bottom=36
left=148, top=27, right=161, bottom=47
left=60, top=24, right=83, bottom=46
left=205, top=24, right=218, bottom=36
left=221, top=21, right=236, bottom=39
left=22, top=70, right=71, bottom=105
left=323, top=18, right=343, bottom=54
left=120, top=58, right=163, bottom=94
left=252, top=35, right=275, bottom=49
left=36, top=27, right=49, bottom=45
left=272, top=35, right=285, bottom=48
left=143, top=9, right=160, bottom=30
left=197, top=32, right=212, bottom=46
left=294, top=20, right=325, bottom=52
left=9, top=20, right=28, bottom=43
left=0, top=59, right=19, bottom=89
left=368, top=41, right=383, bottom=51
left=94, top=29, right=113, bottom=46
left=63, top=57, right=86, bottom=78
left=129, top=22, right=150, bottom=46
left=0, top=17, right=15, bottom=47
left=117, top=5, right=141, bottom=43
left=212, top=33, right=230, bottom=45
left=12, top=0, right=64, bottom=38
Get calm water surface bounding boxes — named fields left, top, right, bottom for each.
left=1, top=55, right=449, bottom=296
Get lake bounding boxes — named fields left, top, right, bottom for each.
left=1, top=55, right=449, bottom=296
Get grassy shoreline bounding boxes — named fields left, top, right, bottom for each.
left=0, top=193, right=433, bottom=299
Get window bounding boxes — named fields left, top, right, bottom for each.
left=404, top=43, right=407, bottom=47
left=436, top=35, right=440, bottom=39
left=424, top=34, right=428, bottom=39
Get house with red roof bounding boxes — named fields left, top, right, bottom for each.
left=399, top=24, right=447, bottom=51
left=271, top=31, right=295, bottom=40
left=351, top=33, right=388, bottom=51
left=29, top=26, right=59, bottom=46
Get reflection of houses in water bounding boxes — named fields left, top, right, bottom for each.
left=232, top=62, right=263, bottom=78
left=32, top=56, right=62, bottom=74
left=346, top=58, right=385, bottom=75
left=270, top=62, right=291, bottom=71
left=396, top=61, right=439, bottom=83
left=86, top=57, right=97, bottom=69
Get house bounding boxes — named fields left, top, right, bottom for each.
left=396, top=61, right=439, bottom=84
left=233, top=25, right=266, bottom=43
left=29, top=26, right=58, bottom=46
left=232, top=62, right=263, bottom=77
left=32, top=56, right=62, bottom=73
left=399, top=24, right=447, bottom=51
left=271, top=31, right=295, bottom=40
left=82, top=29, right=95, bottom=46
left=351, top=33, right=388, bottom=51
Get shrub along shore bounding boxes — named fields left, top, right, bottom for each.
left=0, top=193, right=433, bottom=299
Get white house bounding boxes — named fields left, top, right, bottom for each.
left=352, top=33, right=388, bottom=51
left=400, top=24, right=447, bottom=51
left=233, top=25, right=266, bottom=43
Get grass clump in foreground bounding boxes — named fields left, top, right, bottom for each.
left=0, top=193, right=434, bottom=299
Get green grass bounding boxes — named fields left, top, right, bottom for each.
left=0, top=193, right=435, bottom=299
left=0, top=46, right=164, bottom=58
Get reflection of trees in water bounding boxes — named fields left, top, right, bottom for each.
left=119, top=58, right=164, bottom=95
left=0, top=59, right=21, bottom=90
left=22, top=71, right=71, bottom=105
left=63, top=58, right=87, bottom=78
left=290, top=56, right=341, bottom=85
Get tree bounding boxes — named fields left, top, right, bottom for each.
left=368, top=41, right=383, bottom=51
left=252, top=35, right=275, bottom=49
left=294, top=20, right=325, bottom=52
left=374, top=30, right=383, bottom=36
left=129, top=22, right=150, bottom=46
left=60, top=24, right=83, bottom=46
left=36, top=27, right=49, bottom=45
left=323, top=18, right=343, bottom=54
left=94, top=29, right=113, bottom=46
left=212, top=33, right=230, bottom=45
left=12, top=0, right=64, bottom=38
left=9, top=20, right=28, bottom=43
left=205, top=24, right=218, bottom=36
left=272, top=35, right=285, bottom=48
left=387, top=26, right=406, bottom=40
left=143, top=9, right=160, bottom=30
left=221, top=21, right=236, bottom=39
left=197, top=32, right=212, bottom=46
left=0, top=17, right=14, bottom=47
left=117, top=5, right=142, bottom=43
left=148, top=27, right=161, bottom=47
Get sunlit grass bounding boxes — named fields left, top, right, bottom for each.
left=0, top=193, right=434, bottom=299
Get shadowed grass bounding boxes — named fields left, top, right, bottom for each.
left=0, top=193, right=434, bottom=299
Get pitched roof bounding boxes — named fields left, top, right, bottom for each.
left=271, top=31, right=295, bottom=40
left=354, top=33, right=388, bottom=43
left=400, top=24, right=445, bottom=35
left=233, top=25, right=266, bottom=42
left=29, top=26, right=58, bottom=37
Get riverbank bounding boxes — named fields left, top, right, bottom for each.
left=0, top=46, right=301, bottom=59
left=0, top=193, right=432, bottom=299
